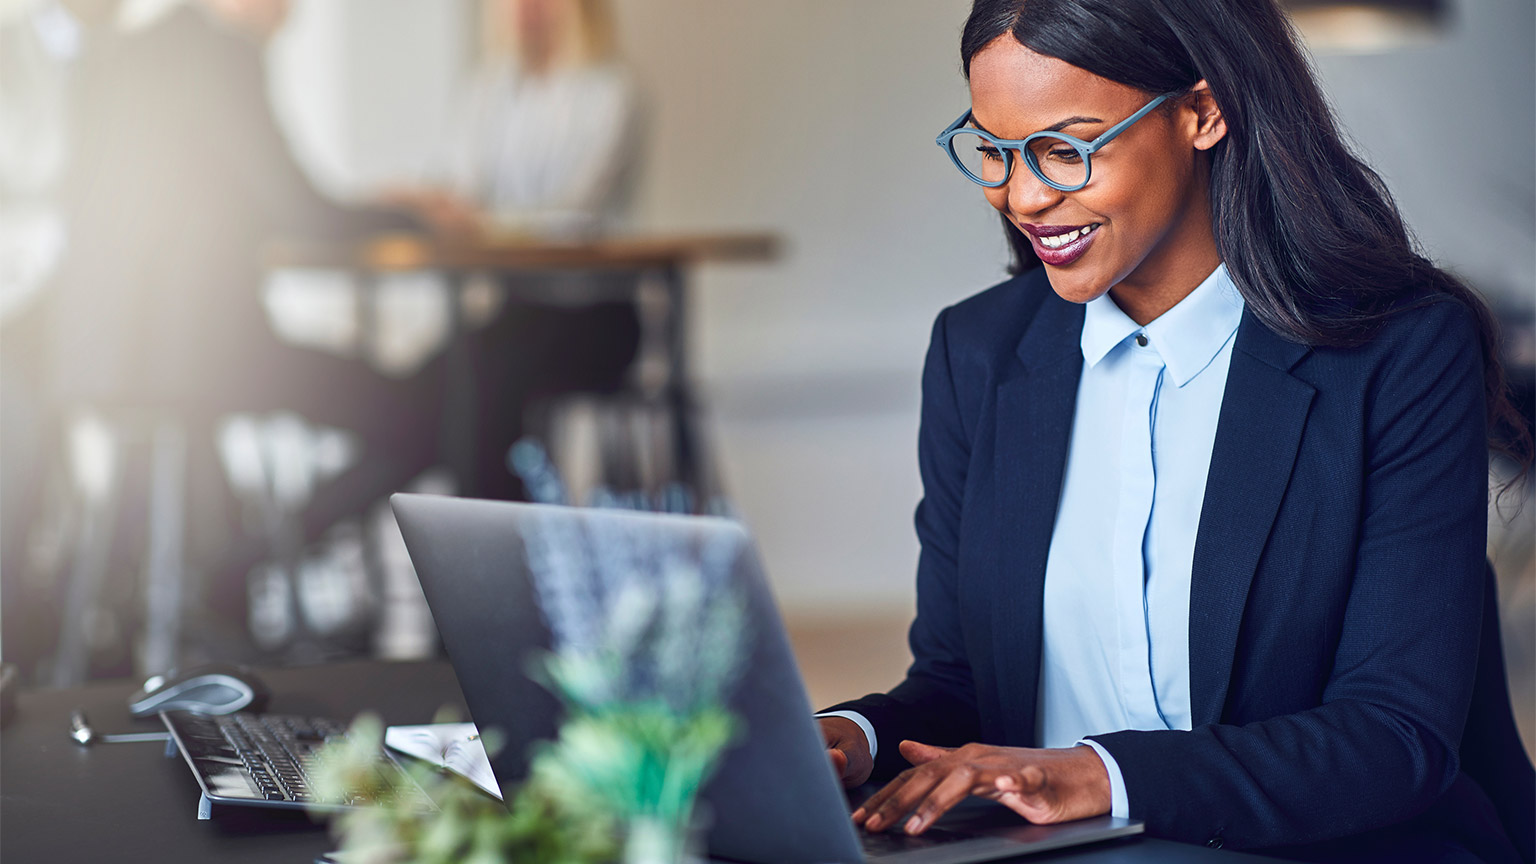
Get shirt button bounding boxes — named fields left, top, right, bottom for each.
left=1206, top=835, right=1224, bottom=849
left=1135, top=333, right=1148, bottom=347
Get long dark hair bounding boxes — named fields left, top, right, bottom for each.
left=961, top=0, right=1530, bottom=495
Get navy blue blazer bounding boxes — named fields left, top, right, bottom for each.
left=830, top=267, right=1525, bottom=861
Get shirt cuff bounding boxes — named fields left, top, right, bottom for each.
left=1077, top=739, right=1128, bottom=819
left=815, top=710, right=878, bottom=761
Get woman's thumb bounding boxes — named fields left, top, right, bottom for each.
left=899, top=740, right=952, bottom=765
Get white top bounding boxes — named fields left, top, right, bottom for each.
left=433, top=60, right=639, bottom=236
left=1039, top=263, right=1244, bottom=817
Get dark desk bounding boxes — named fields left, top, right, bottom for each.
left=1, top=660, right=1280, bottom=863
left=269, top=232, right=781, bottom=504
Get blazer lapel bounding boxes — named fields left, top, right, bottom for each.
left=991, top=293, right=1084, bottom=746
left=1188, top=311, right=1315, bottom=725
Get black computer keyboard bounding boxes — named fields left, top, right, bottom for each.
left=162, top=710, right=436, bottom=814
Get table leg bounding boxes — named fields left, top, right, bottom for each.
left=660, top=264, right=711, bottom=508
left=356, top=268, right=378, bottom=367
left=441, top=273, right=477, bottom=496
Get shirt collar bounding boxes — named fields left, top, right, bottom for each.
left=1079, top=263, right=1245, bottom=387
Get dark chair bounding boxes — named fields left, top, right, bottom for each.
left=1459, top=560, right=1535, bottom=863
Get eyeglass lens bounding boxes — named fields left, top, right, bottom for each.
left=948, top=131, right=1088, bottom=189
left=947, top=131, right=1011, bottom=185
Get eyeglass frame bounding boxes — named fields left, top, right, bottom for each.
left=935, top=92, right=1176, bottom=192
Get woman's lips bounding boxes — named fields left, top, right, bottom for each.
left=1024, top=222, right=1100, bottom=267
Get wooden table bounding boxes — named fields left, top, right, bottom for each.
left=269, top=231, right=779, bottom=507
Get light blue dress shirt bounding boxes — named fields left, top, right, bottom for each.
left=1044, top=262, right=1243, bottom=817
left=824, top=263, right=1244, bottom=820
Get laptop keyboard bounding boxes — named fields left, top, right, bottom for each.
left=163, top=710, right=434, bottom=811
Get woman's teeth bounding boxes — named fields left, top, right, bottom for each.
left=1039, top=224, right=1099, bottom=249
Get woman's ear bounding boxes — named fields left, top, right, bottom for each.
left=1186, top=80, right=1228, bottom=151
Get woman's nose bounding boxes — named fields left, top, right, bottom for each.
left=1006, top=160, right=1066, bottom=217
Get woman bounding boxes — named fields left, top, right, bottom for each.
left=403, top=0, right=639, bottom=237
left=394, top=0, right=644, bottom=501
left=817, top=1, right=1532, bottom=861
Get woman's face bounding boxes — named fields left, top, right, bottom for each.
left=968, top=36, right=1225, bottom=319
left=511, top=0, right=567, bottom=65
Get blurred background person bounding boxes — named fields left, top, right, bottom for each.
left=386, top=0, right=645, bottom=504
left=396, top=0, right=640, bottom=236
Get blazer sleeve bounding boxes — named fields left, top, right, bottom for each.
left=1087, top=299, right=1489, bottom=849
left=823, top=306, right=983, bottom=779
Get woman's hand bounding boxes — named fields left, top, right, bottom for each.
left=377, top=187, right=482, bottom=235
left=852, top=741, right=1111, bottom=835
left=819, top=716, right=874, bottom=788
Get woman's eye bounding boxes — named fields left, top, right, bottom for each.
left=1047, top=148, right=1082, bottom=163
left=975, top=146, right=1004, bottom=162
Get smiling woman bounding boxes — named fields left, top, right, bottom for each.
left=814, top=0, right=1533, bottom=862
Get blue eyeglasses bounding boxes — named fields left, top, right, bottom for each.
left=935, top=92, right=1174, bottom=192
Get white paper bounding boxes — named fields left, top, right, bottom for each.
left=384, top=723, right=502, bottom=801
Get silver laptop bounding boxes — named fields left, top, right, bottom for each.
left=390, top=494, right=1142, bottom=863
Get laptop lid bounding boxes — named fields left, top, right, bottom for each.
left=391, top=494, right=864, bottom=863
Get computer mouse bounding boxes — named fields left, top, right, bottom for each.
left=127, top=663, right=271, bottom=717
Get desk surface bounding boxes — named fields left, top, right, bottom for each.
left=1, top=660, right=1279, bottom=863
left=269, top=231, right=780, bottom=272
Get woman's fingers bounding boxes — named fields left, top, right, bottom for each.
left=857, top=741, right=996, bottom=834
left=857, top=740, right=947, bottom=822
left=852, top=768, right=909, bottom=827
left=866, top=773, right=945, bottom=833
left=855, top=743, right=1111, bottom=832
left=988, top=766, right=1052, bottom=821
left=902, top=763, right=992, bottom=835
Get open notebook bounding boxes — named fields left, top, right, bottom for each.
left=384, top=723, right=501, bottom=800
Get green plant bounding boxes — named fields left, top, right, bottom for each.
left=311, top=712, right=620, bottom=864
left=314, top=518, right=751, bottom=864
